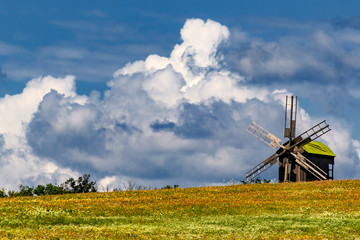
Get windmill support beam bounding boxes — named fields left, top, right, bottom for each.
left=284, top=96, right=297, bottom=140
left=283, top=158, right=289, bottom=182
left=295, top=164, right=301, bottom=182
left=291, top=152, right=327, bottom=180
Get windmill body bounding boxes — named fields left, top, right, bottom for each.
left=246, top=96, right=335, bottom=182
left=277, top=141, right=335, bottom=182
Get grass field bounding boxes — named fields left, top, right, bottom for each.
left=0, top=180, right=359, bottom=239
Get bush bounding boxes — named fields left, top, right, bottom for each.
left=241, top=178, right=272, bottom=184
left=119, top=181, right=147, bottom=191
left=161, top=185, right=179, bottom=189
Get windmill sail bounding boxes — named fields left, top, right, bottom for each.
left=290, top=120, right=331, bottom=149
left=245, top=153, right=279, bottom=180
left=247, top=122, right=283, bottom=149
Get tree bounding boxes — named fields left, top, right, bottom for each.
left=18, top=185, right=34, bottom=196
left=34, top=185, right=46, bottom=196
left=45, top=183, right=66, bottom=195
left=63, top=174, right=97, bottom=193
left=120, top=181, right=147, bottom=191
left=5, top=173, right=97, bottom=198
left=0, top=188, right=6, bottom=198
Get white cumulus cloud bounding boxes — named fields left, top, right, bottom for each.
left=0, top=18, right=359, bottom=190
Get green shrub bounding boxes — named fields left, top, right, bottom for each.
left=161, top=185, right=179, bottom=189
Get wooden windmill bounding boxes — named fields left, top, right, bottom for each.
left=246, top=96, right=335, bottom=182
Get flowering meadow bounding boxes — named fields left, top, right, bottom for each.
left=0, top=180, right=359, bottom=239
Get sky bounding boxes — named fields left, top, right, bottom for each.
left=0, top=1, right=360, bottom=190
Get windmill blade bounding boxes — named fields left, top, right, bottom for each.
left=247, top=122, right=283, bottom=149
left=246, top=150, right=286, bottom=181
left=291, top=152, right=327, bottom=180
left=289, top=120, right=331, bottom=150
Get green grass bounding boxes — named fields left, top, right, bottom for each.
left=0, top=180, right=360, bottom=239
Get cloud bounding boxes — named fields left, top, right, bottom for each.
left=223, top=19, right=360, bottom=88
left=22, top=19, right=280, bottom=186
left=115, top=19, right=268, bottom=107
left=1, top=18, right=360, bottom=190
left=26, top=90, right=108, bottom=171
left=0, top=41, right=24, bottom=56
left=83, top=9, right=107, bottom=18
left=0, top=75, right=81, bottom=189
left=0, top=67, right=6, bottom=81
left=0, top=17, right=153, bottom=83
left=39, top=46, right=89, bottom=60
left=0, top=75, right=79, bottom=137
left=51, top=20, right=134, bottom=41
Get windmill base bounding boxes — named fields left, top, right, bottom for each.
left=278, top=154, right=334, bottom=182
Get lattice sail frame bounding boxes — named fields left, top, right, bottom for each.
left=247, top=122, right=283, bottom=149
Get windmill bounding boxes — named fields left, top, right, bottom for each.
left=246, top=96, right=335, bottom=182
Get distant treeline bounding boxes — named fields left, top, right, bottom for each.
left=0, top=174, right=97, bottom=197
left=0, top=174, right=182, bottom=198
left=0, top=174, right=270, bottom=198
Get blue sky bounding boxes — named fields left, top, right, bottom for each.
left=0, top=1, right=360, bottom=189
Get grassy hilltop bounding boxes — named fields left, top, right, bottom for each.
left=0, top=180, right=359, bottom=239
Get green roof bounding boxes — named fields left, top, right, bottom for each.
left=302, top=141, right=336, bottom=157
